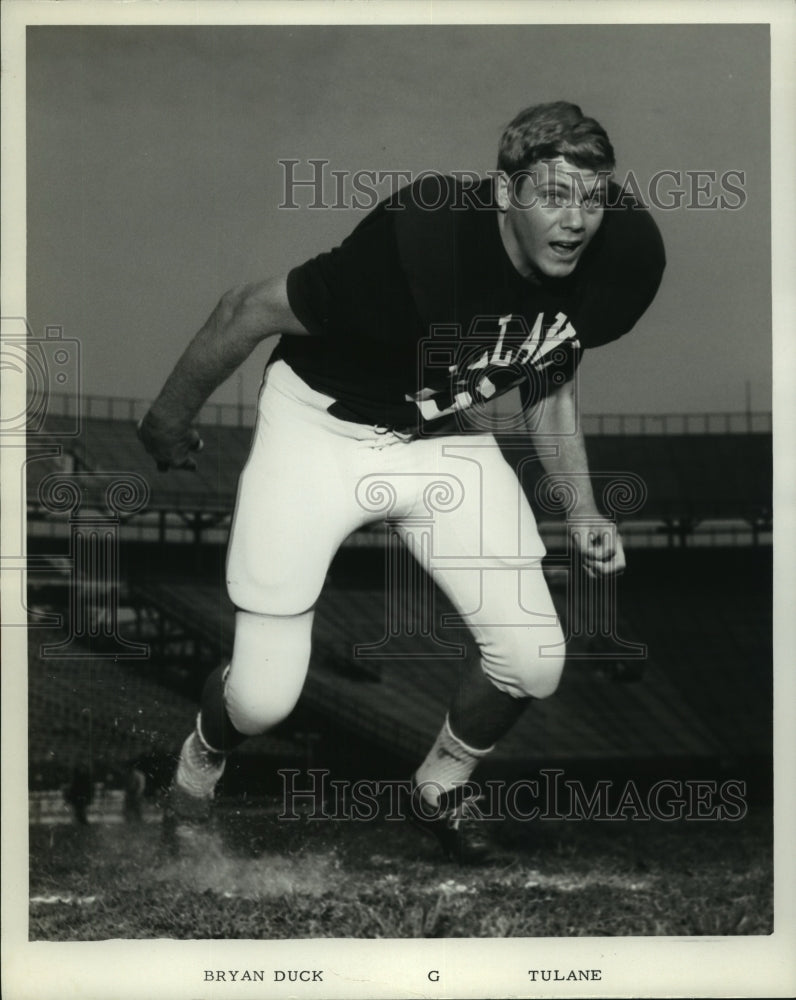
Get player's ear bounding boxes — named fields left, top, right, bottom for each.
left=495, top=171, right=512, bottom=212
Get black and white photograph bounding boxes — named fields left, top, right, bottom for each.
left=2, top=1, right=795, bottom=998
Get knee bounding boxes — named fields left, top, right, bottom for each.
left=520, top=647, right=565, bottom=699
left=223, top=609, right=313, bottom=736
left=225, top=678, right=298, bottom=736
left=481, top=624, right=566, bottom=700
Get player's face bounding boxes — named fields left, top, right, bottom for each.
left=498, top=157, right=608, bottom=280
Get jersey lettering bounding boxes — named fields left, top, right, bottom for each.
left=407, top=311, right=579, bottom=423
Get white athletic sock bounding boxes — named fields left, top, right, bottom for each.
left=174, top=718, right=226, bottom=799
left=414, top=715, right=494, bottom=805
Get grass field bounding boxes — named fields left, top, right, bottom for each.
left=29, top=800, right=772, bottom=940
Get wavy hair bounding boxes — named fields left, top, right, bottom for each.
left=497, top=101, right=615, bottom=175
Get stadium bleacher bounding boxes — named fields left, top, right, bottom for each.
left=28, top=415, right=252, bottom=513
left=30, top=411, right=772, bottom=528
left=27, top=628, right=197, bottom=783
left=513, top=433, right=772, bottom=525
left=25, top=401, right=773, bottom=786
left=123, top=546, right=770, bottom=767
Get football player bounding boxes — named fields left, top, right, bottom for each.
left=139, top=102, right=665, bottom=862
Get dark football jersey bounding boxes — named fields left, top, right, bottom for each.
left=278, top=175, right=665, bottom=432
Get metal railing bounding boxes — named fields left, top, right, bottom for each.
left=28, top=515, right=772, bottom=549
left=43, top=392, right=257, bottom=428
left=40, top=392, right=772, bottom=435
left=580, top=411, right=771, bottom=435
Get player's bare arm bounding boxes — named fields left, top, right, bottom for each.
left=526, top=376, right=626, bottom=579
left=138, top=276, right=309, bottom=471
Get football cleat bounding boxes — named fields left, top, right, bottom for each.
left=408, top=776, right=492, bottom=865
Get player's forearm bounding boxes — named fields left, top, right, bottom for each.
left=528, top=381, right=626, bottom=576
left=147, top=275, right=311, bottom=433
left=139, top=277, right=308, bottom=470
left=527, top=382, right=600, bottom=517
left=148, top=289, right=270, bottom=428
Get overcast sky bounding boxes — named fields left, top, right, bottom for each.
left=26, top=23, right=770, bottom=416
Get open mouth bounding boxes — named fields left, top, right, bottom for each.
left=549, top=240, right=583, bottom=258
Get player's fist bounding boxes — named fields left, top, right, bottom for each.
left=570, top=520, right=626, bottom=579
left=137, top=409, right=203, bottom=472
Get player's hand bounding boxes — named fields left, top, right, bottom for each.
left=136, top=409, right=203, bottom=472
left=570, top=519, right=626, bottom=579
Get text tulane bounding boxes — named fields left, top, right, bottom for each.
left=528, top=969, right=602, bottom=982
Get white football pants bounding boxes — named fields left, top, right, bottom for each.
left=223, top=360, right=565, bottom=736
